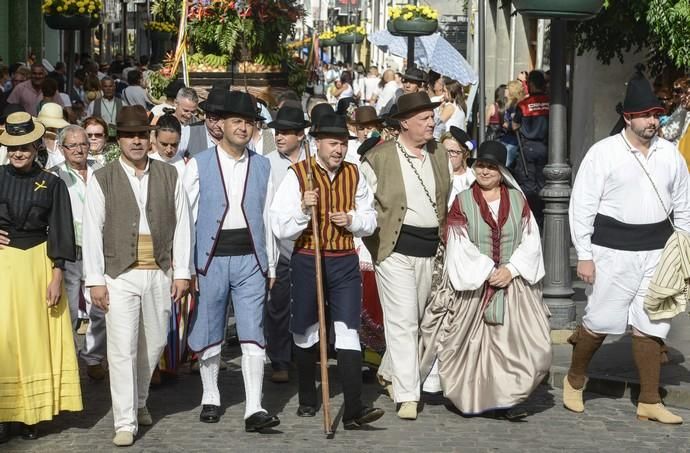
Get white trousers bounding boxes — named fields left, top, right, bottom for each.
left=583, top=245, right=671, bottom=339
left=375, top=252, right=434, bottom=402
left=64, top=258, right=106, bottom=365
left=104, top=268, right=171, bottom=434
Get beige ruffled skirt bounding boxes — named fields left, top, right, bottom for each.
left=419, top=259, right=552, bottom=415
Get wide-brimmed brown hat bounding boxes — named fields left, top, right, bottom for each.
left=0, top=112, right=45, bottom=146
left=350, top=106, right=383, bottom=126
left=391, top=92, right=441, bottom=118
left=116, top=105, right=157, bottom=132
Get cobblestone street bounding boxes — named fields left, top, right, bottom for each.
left=3, top=345, right=690, bottom=453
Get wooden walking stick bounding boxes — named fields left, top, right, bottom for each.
left=304, top=143, right=333, bottom=435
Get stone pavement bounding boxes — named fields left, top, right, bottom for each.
left=549, top=266, right=690, bottom=409
left=3, top=345, right=690, bottom=453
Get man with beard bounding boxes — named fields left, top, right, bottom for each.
left=184, top=89, right=226, bottom=157
left=360, top=92, right=451, bottom=420
left=565, top=74, right=690, bottom=424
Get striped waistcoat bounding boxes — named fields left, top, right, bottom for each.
left=292, top=159, right=359, bottom=252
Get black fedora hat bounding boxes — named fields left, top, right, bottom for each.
left=382, top=104, right=400, bottom=129
left=267, top=105, right=310, bottom=130
left=309, top=113, right=356, bottom=139
left=225, top=91, right=265, bottom=121
left=164, top=79, right=186, bottom=99
left=622, top=72, right=664, bottom=116
left=467, top=140, right=507, bottom=168
left=392, top=92, right=441, bottom=118
left=310, top=103, right=335, bottom=128
left=402, top=67, right=427, bottom=83
left=199, top=89, right=230, bottom=115
left=448, top=126, right=474, bottom=152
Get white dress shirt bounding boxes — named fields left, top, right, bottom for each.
left=183, top=146, right=277, bottom=278
left=375, top=80, right=402, bottom=115
left=570, top=132, right=690, bottom=261
left=360, top=142, right=442, bottom=228
left=52, top=159, right=101, bottom=247
left=270, top=157, right=377, bottom=243
left=266, top=147, right=307, bottom=258
left=149, top=151, right=187, bottom=177
left=82, top=158, right=194, bottom=286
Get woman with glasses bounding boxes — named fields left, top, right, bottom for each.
left=83, top=116, right=109, bottom=166
left=441, top=127, right=476, bottom=208
left=0, top=112, right=81, bottom=442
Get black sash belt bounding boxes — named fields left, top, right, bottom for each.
left=591, top=213, right=673, bottom=251
left=393, top=224, right=439, bottom=258
left=215, top=228, right=253, bottom=256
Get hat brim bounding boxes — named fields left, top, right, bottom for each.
left=391, top=101, right=441, bottom=119
left=116, top=124, right=158, bottom=132
left=350, top=117, right=384, bottom=126
left=467, top=156, right=506, bottom=169
left=37, top=118, right=70, bottom=129
left=309, top=128, right=357, bottom=140
left=267, top=119, right=311, bottom=130
left=0, top=122, right=45, bottom=147
left=402, top=76, right=425, bottom=83
left=622, top=106, right=665, bottom=116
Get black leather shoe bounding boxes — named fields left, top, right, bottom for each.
left=0, top=422, right=10, bottom=443
left=244, top=411, right=280, bottom=432
left=296, top=405, right=316, bottom=417
left=20, top=424, right=38, bottom=440
left=495, top=407, right=529, bottom=421
left=343, top=406, right=385, bottom=430
left=199, top=404, right=221, bottom=423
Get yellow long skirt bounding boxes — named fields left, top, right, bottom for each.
left=0, top=242, right=83, bottom=424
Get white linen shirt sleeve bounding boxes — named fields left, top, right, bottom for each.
left=183, top=158, right=200, bottom=223
left=506, top=214, right=545, bottom=284
left=346, top=171, right=377, bottom=237
left=264, top=172, right=278, bottom=278
left=359, top=161, right=378, bottom=193
left=270, top=169, right=311, bottom=241
left=569, top=148, right=606, bottom=261
left=670, top=149, right=690, bottom=233
left=172, top=175, right=194, bottom=280
left=445, top=226, right=495, bottom=291
left=82, top=177, right=106, bottom=287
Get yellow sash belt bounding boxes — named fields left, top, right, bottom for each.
left=133, top=234, right=158, bottom=270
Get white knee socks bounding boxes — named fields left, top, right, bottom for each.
left=200, top=353, right=221, bottom=406
left=241, top=343, right=267, bottom=419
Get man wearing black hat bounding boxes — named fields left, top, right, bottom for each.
left=401, top=67, right=427, bottom=95
left=264, top=105, right=311, bottom=383
left=270, top=112, right=384, bottom=429
left=183, top=89, right=228, bottom=157
left=360, top=91, right=451, bottom=420
left=565, top=74, right=690, bottom=424
left=184, top=90, right=280, bottom=432
left=83, top=106, right=194, bottom=446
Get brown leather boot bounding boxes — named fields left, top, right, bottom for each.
left=633, top=335, right=683, bottom=424
left=564, top=325, right=605, bottom=413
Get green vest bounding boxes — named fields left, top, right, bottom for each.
left=458, top=187, right=525, bottom=324
left=94, top=159, right=178, bottom=279
left=362, top=139, right=451, bottom=264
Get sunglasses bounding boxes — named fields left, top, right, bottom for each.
left=87, top=133, right=105, bottom=138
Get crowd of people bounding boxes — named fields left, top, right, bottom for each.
left=0, top=53, right=687, bottom=448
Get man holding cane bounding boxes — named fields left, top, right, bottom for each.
left=271, top=113, right=384, bottom=429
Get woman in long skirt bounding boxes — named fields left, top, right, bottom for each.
left=419, top=141, right=551, bottom=419
left=0, top=112, right=82, bottom=441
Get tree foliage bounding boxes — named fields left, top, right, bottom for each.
left=573, top=0, right=690, bottom=74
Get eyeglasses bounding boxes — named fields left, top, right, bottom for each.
left=447, top=149, right=465, bottom=156
left=87, top=133, right=105, bottom=138
left=62, top=142, right=89, bottom=150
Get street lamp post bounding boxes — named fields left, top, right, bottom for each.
left=541, top=18, right=575, bottom=328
